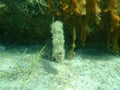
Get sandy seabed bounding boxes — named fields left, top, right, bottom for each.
left=0, top=44, right=120, bottom=90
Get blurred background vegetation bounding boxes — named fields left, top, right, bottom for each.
left=0, top=0, right=120, bottom=45
left=0, top=0, right=51, bottom=44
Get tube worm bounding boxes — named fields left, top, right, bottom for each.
left=51, top=21, right=65, bottom=62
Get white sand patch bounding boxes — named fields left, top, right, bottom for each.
left=0, top=45, right=120, bottom=90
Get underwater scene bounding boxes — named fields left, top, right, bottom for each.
left=0, top=0, right=120, bottom=90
